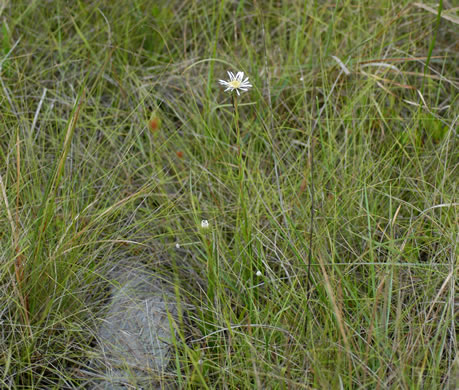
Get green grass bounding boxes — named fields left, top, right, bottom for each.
left=0, top=0, right=457, bottom=388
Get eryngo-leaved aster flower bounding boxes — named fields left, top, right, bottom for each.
left=218, top=71, right=252, bottom=95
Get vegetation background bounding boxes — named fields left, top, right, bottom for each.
left=0, top=0, right=457, bottom=388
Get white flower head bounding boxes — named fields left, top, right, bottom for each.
left=175, top=242, right=180, bottom=249
left=201, top=219, right=209, bottom=229
left=256, top=270, right=262, bottom=277
left=218, top=71, right=252, bottom=95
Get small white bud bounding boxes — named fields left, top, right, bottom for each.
left=256, top=270, right=262, bottom=277
left=198, top=359, right=203, bottom=365
left=201, top=220, right=209, bottom=229
left=175, top=243, right=180, bottom=249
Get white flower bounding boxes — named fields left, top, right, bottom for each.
left=175, top=242, right=180, bottom=249
left=256, top=270, right=262, bottom=277
left=218, top=71, right=252, bottom=95
left=201, top=220, right=209, bottom=229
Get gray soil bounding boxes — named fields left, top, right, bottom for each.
left=86, top=264, right=178, bottom=389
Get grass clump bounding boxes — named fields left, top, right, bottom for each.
left=0, top=0, right=457, bottom=388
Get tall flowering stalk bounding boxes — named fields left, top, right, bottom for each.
left=218, top=71, right=252, bottom=177
left=219, top=72, right=251, bottom=136
left=218, top=70, right=257, bottom=302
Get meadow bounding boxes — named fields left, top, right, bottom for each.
left=0, top=1, right=457, bottom=388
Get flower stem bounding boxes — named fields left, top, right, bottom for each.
left=232, top=94, right=241, bottom=155
left=232, top=94, right=253, bottom=303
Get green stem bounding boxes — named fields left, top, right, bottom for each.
left=232, top=94, right=254, bottom=306
left=232, top=94, right=241, bottom=157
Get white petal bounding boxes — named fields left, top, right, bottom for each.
left=237, top=72, right=244, bottom=81
left=236, top=89, right=240, bottom=95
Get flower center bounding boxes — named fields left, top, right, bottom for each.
left=228, top=80, right=241, bottom=88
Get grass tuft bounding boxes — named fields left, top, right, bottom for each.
left=0, top=0, right=457, bottom=388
